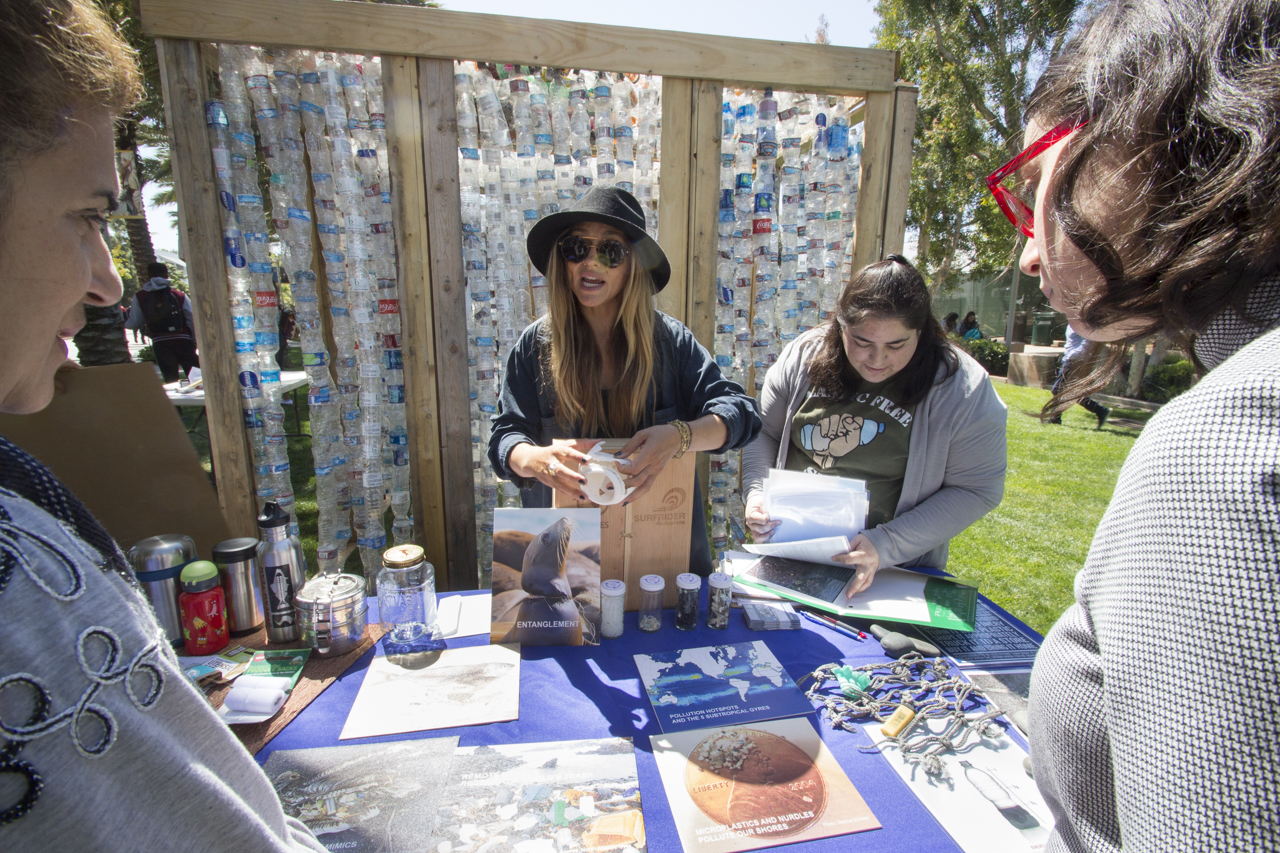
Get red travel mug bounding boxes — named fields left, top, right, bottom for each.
left=179, top=560, right=230, bottom=656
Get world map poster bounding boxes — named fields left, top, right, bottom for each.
left=633, top=641, right=814, bottom=733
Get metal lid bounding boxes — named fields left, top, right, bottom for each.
left=601, top=579, right=626, bottom=597
left=639, top=574, right=665, bottom=592
left=676, top=573, right=701, bottom=590
left=212, top=537, right=259, bottom=563
left=382, top=544, right=425, bottom=569
left=295, top=573, right=365, bottom=608
left=128, top=534, right=197, bottom=575
left=708, top=572, right=732, bottom=589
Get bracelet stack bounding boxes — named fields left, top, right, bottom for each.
left=670, top=419, right=692, bottom=458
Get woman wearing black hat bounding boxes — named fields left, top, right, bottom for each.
left=741, top=256, right=1008, bottom=593
left=488, top=186, right=760, bottom=575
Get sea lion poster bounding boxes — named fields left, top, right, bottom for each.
left=491, top=507, right=603, bottom=646
left=262, top=736, right=459, bottom=852
left=651, top=718, right=880, bottom=853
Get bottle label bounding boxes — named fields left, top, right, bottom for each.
left=757, top=140, right=778, bottom=158
left=243, top=408, right=265, bottom=429
left=254, top=290, right=278, bottom=309
left=388, top=384, right=405, bottom=404
left=307, top=383, right=330, bottom=401
left=262, top=563, right=296, bottom=628
left=378, top=299, right=400, bottom=315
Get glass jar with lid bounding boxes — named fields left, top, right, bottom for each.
left=639, top=574, right=665, bottom=632
left=377, top=544, right=445, bottom=655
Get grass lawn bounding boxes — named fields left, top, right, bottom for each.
left=945, top=381, right=1143, bottom=636
left=179, top=366, right=1144, bottom=638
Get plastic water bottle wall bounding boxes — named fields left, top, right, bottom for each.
left=709, top=88, right=864, bottom=555
left=206, top=44, right=412, bottom=578
left=454, top=62, right=663, bottom=584
left=207, top=46, right=297, bottom=536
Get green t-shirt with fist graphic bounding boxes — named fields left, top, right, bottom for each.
left=785, top=380, right=916, bottom=529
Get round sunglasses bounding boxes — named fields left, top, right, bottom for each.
left=557, top=234, right=632, bottom=269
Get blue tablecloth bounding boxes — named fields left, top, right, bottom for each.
left=256, top=588, right=1039, bottom=853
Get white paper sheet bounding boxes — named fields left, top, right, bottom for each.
left=762, top=469, right=868, bottom=542
left=340, top=643, right=520, bottom=740
left=863, top=721, right=1054, bottom=852
left=436, top=592, right=492, bottom=638
left=743, top=535, right=852, bottom=567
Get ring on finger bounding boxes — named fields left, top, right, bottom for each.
left=548, top=460, right=558, bottom=476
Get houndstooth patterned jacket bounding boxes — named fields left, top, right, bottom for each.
left=1029, top=277, right=1280, bottom=852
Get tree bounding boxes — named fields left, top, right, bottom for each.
left=874, top=0, right=1077, bottom=291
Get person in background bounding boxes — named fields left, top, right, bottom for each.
left=1046, top=326, right=1109, bottom=429
left=276, top=306, right=296, bottom=371
left=941, top=311, right=960, bottom=335
left=0, top=1, right=322, bottom=849
left=958, top=310, right=983, bottom=339
left=124, top=260, right=198, bottom=382
left=742, top=256, right=1007, bottom=593
left=984, top=0, right=1280, bottom=847
left=489, top=186, right=760, bottom=576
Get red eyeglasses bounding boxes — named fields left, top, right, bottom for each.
left=986, top=117, right=1090, bottom=238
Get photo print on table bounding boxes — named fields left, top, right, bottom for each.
left=652, top=717, right=880, bottom=853
left=491, top=507, right=603, bottom=646
left=433, top=737, right=646, bottom=853
left=262, top=736, right=459, bottom=852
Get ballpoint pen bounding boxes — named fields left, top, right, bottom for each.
left=799, top=609, right=865, bottom=641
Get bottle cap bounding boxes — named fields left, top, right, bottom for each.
left=601, top=579, right=626, bottom=598
left=383, top=544, right=425, bottom=569
left=212, top=537, right=259, bottom=563
left=257, top=501, right=290, bottom=529
left=709, top=572, right=732, bottom=589
left=180, top=560, right=221, bottom=593
left=676, top=573, right=701, bottom=591
left=639, top=574, right=665, bottom=592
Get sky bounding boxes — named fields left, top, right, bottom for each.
left=141, top=0, right=882, bottom=256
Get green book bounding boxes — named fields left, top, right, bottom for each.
left=733, top=555, right=977, bottom=632
left=244, top=648, right=311, bottom=691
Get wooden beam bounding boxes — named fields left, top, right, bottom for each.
left=882, top=84, right=919, bottom=258
left=156, top=38, right=258, bottom=538
left=685, top=79, right=723, bottom=352
left=383, top=55, right=449, bottom=579
left=851, top=91, right=896, bottom=273
left=655, top=78, right=693, bottom=323
left=419, top=57, right=477, bottom=590
left=139, top=0, right=898, bottom=94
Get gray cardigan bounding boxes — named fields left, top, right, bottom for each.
left=741, top=327, right=1008, bottom=569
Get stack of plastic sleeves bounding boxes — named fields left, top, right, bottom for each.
left=710, top=87, right=864, bottom=554
left=207, top=44, right=411, bottom=582
left=454, top=63, right=663, bottom=583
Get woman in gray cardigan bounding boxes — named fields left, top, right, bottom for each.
left=743, top=257, right=1007, bottom=593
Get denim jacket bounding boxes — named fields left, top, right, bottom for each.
left=488, top=311, right=761, bottom=574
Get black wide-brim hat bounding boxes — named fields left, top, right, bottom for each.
left=526, top=186, right=671, bottom=292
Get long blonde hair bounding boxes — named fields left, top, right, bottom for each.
left=544, top=229, right=657, bottom=437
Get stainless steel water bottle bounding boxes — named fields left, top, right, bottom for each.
left=256, top=501, right=308, bottom=643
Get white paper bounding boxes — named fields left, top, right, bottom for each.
left=436, top=592, right=492, bottom=638
left=743, top=535, right=852, bottom=567
left=340, top=643, right=520, bottom=740
left=863, top=721, right=1053, bottom=852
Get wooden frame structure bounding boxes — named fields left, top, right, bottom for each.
left=141, top=0, right=918, bottom=590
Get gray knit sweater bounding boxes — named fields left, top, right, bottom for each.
left=0, top=484, right=324, bottom=851
left=742, top=327, right=1008, bottom=569
left=1029, top=278, right=1280, bottom=851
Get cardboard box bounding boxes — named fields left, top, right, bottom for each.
left=555, top=438, right=696, bottom=610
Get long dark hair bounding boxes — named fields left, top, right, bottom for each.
left=1025, top=0, right=1280, bottom=414
left=808, top=256, right=958, bottom=406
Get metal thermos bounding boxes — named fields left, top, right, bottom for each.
left=256, top=502, right=308, bottom=644
left=211, top=537, right=265, bottom=634
left=127, top=534, right=197, bottom=648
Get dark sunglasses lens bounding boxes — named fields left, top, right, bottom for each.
left=559, top=236, right=589, bottom=262
left=599, top=240, right=627, bottom=268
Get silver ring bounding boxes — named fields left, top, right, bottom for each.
left=548, top=461, right=558, bottom=475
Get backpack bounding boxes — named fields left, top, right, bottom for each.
left=139, top=287, right=187, bottom=337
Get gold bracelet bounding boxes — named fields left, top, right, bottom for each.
left=670, top=419, right=692, bottom=459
